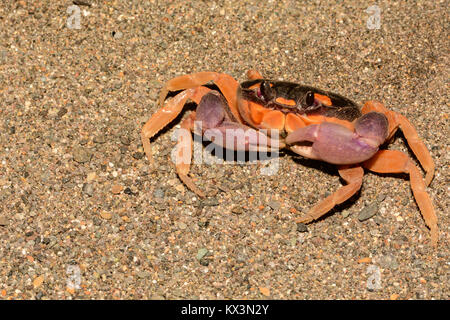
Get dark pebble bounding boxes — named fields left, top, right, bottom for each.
left=132, top=152, right=144, bottom=160
left=124, top=187, right=133, bottom=195
left=198, top=219, right=209, bottom=228
left=93, top=217, right=102, bottom=226
left=199, top=258, right=209, bottom=266
left=358, top=202, right=379, bottom=222
left=57, top=107, right=67, bottom=118
left=296, top=223, right=308, bottom=233
left=120, top=136, right=131, bottom=146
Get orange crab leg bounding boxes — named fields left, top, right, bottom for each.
left=363, top=149, right=438, bottom=246
left=296, top=166, right=364, bottom=224
left=176, top=112, right=205, bottom=197
left=158, top=72, right=242, bottom=123
left=141, top=86, right=212, bottom=165
left=363, top=101, right=435, bottom=186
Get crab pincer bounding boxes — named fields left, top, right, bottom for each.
left=286, top=112, right=389, bottom=165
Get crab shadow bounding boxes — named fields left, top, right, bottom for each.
left=286, top=150, right=362, bottom=222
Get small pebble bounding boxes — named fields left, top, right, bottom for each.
left=113, top=31, right=123, bottom=39
left=268, top=200, right=281, bottom=211
left=120, top=136, right=131, bottom=146
left=57, top=107, right=67, bottom=118
left=136, top=271, right=149, bottom=279
left=33, top=275, right=44, bottom=289
left=111, top=185, right=123, bottom=194
left=132, top=152, right=144, bottom=160
left=86, top=172, right=96, bottom=182
left=153, top=188, right=165, bottom=198
left=199, top=259, right=209, bottom=266
left=82, top=183, right=94, bottom=197
left=73, top=147, right=92, bottom=163
left=296, top=223, right=308, bottom=233
left=231, top=206, right=243, bottom=215
left=0, top=216, right=8, bottom=226
left=124, top=187, right=133, bottom=195
left=358, top=202, right=379, bottom=221
left=100, top=211, right=112, bottom=220
left=202, top=198, right=219, bottom=207
left=93, top=134, right=106, bottom=144
left=196, top=248, right=209, bottom=261
left=178, top=222, right=187, bottom=230
left=175, top=184, right=185, bottom=192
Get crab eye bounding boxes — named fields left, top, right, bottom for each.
left=305, top=92, right=315, bottom=107
left=259, top=81, right=274, bottom=101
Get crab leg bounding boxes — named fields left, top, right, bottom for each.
left=158, top=72, right=242, bottom=123
left=176, top=112, right=205, bottom=197
left=363, top=149, right=438, bottom=246
left=295, top=166, right=364, bottom=223
left=363, top=101, right=435, bottom=186
left=141, top=86, right=211, bottom=164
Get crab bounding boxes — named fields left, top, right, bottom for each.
left=141, top=70, right=438, bottom=246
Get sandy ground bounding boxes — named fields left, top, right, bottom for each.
left=0, top=0, right=448, bottom=299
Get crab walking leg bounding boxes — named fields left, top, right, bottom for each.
left=176, top=112, right=205, bottom=198
left=296, top=166, right=364, bottom=224
left=363, top=101, right=435, bottom=186
left=141, top=86, right=211, bottom=164
left=363, top=150, right=438, bottom=246
left=158, top=72, right=242, bottom=123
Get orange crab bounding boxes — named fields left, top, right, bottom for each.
left=141, top=70, right=438, bottom=246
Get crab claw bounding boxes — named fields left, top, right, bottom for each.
left=196, top=91, right=283, bottom=152
left=286, top=112, right=388, bottom=165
